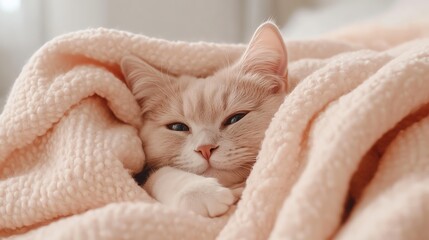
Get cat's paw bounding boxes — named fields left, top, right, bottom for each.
left=174, top=178, right=235, bottom=217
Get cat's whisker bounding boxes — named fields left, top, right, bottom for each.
left=226, top=146, right=258, bottom=156
left=228, top=150, right=258, bottom=158
left=237, top=164, right=255, bottom=172
left=231, top=167, right=251, bottom=180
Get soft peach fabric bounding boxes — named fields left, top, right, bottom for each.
left=1, top=20, right=429, bottom=240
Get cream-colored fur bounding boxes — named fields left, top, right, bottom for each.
left=121, top=23, right=288, bottom=217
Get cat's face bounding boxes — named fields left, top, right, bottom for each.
left=122, top=22, right=288, bottom=187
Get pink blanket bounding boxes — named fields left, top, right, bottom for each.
left=1, top=19, right=429, bottom=239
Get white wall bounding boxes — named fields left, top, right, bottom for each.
left=105, top=0, right=244, bottom=43
left=0, top=0, right=44, bottom=106
left=0, top=0, right=397, bottom=110
left=0, top=0, right=269, bottom=109
left=43, top=0, right=107, bottom=40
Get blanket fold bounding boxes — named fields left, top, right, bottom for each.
left=1, top=19, right=429, bottom=240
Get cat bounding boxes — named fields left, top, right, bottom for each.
left=121, top=22, right=288, bottom=217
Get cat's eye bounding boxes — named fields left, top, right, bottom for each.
left=167, top=122, right=189, bottom=131
left=223, top=112, right=248, bottom=126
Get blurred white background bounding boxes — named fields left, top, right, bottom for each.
left=0, top=0, right=400, bottom=110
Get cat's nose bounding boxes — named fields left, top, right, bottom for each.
left=195, top=144, right=219, bottom=161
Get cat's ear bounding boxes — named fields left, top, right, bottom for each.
left=239, top=22, right=288, bottom=92
left=121, top=55, right=171, bottom=107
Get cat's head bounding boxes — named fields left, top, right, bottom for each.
left=121, top=22, right=288, bottom=187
